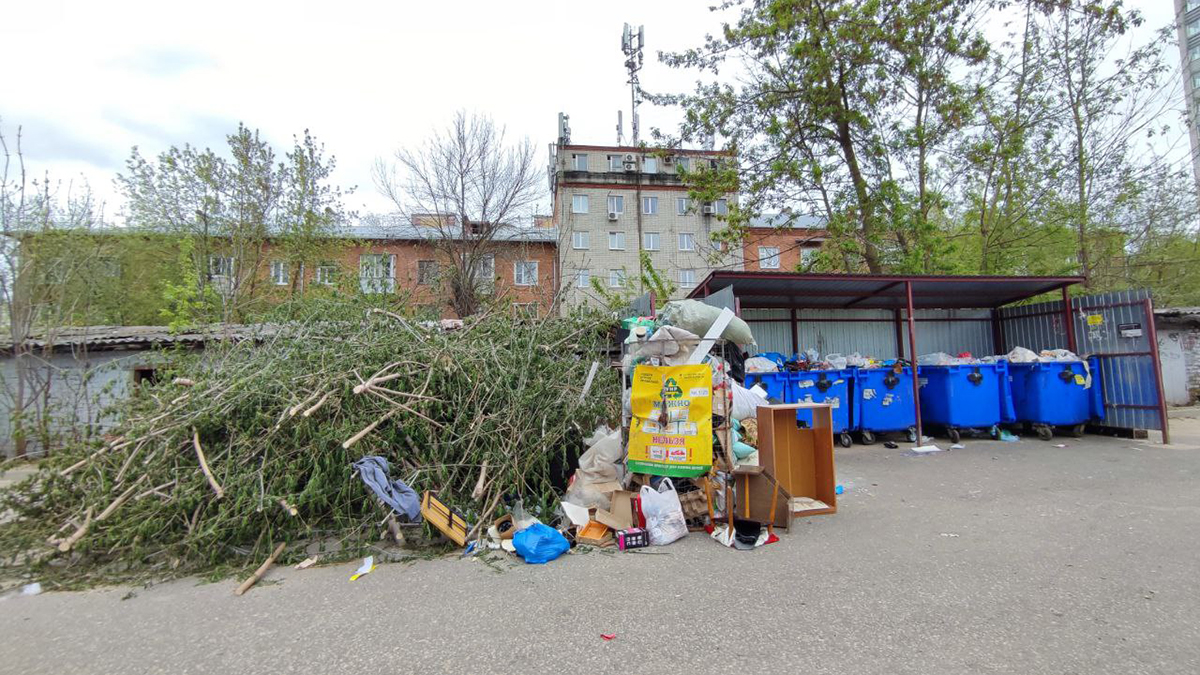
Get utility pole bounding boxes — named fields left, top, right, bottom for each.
left=622, top=23, right=646, bottom=292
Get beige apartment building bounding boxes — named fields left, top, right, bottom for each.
left=551, top=123, right=742, bottom=309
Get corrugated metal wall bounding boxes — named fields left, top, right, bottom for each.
left=913, top=309, right=994, bottom=357
left=743, top=309, right=791, bottom=354
left=742, top=308, right=993, bottom=359
left=999, top=289, right=1162, bottom=432
left=797, top=309, right=896, bottom=358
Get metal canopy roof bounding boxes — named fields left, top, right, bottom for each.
left=689, top=272, right=1084, bottom=310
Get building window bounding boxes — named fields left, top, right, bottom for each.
left=760, top=246, right=781, bottom=269
left=643, top=157, right=658, bottom=173
left=678, top=232, right=695, bottom=251
left=576, top=268, right=590, bottom=288
left=572, top=231, right=589, bottom=249
left=316, top=263, right=337, bottom=285
left=270, top=260, right=289, bottom=286
left=359, top=254, right=396, bottom=294
left=643, top=231, right=661, bottom=251
left=1190, top=0, right=1200, bottom=10
left=1190, top=20, right=1200, bottom=37
left=676, top=197, right=691, bottom=215
left=572, top=153, right=588, bottom=171
left=1191, top=45, right=1200, bottom=62
left=715, top=199, right=729, bottom=216
left=609, top=231, right=626, bottom=250
left=417, top=260, right=439, bottom=285
left=641, top=196, right=658, bottom=215
left=800, top=247, right=818, bottom=266
left=208, top=255, right=234, bottom=278
left=678, top=269, right=696, bottom=287
left=609, top=269, right=626, bottom=288
left=514, top=260, right=538, bottom=286
left=676, top=157, right=690, bottom=172
left=607, top=194, right=624, bottom=214
left=608, top=154, right=624, bottom=171
left=473, top=254, right=495, bottom=293
left=572, top=194, right=589, bottom=214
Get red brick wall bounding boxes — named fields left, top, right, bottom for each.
left=741, top=228, right=825, bottom=272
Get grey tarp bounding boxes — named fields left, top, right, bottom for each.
left=351, top=456, right=421, bottom=520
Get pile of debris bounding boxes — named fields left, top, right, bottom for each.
left=0, top=308, right=618, bottom=585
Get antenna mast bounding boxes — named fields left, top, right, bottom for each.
left=621, top=23, right=644, bottom=146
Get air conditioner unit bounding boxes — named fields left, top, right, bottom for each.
left=623, top=161, right=637, bottom=172
left=623, top=153, right=636, bottom=163
left=663, top=155, right=674, bottom=165
left=608, top=210, right=620, bottom=221
left=701, top=204, right=716, bottom=216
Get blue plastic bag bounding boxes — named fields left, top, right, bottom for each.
left=512, top=523, right=570, bottom=564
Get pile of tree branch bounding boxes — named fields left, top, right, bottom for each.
left=0, top=307, right=617, bottom=585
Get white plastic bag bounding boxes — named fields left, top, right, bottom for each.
left=744, top=356, right=778, bottom=373
left=730, top=381, right=768, bottom=420
left=639, top=479, right=688, bottom=546
left=824, top=353, right=848, bottom=370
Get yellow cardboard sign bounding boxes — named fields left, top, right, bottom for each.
left=1086, top=314, right=1104, bottom=326
left=627, top=364, right=713, bottom=477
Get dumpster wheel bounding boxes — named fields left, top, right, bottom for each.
left=1071, top=423, right=1086, bottom=438
left=905, top=427, right=917, bottom=443
left=860, top=430, right=876, bottom=445
left=947, top=428, right=961, bottom=444
left=1035, top=425, right=1053, bottom=441
left=838, top=432, right=853, bottom=448
left=988, top=425, right=1001, bottom=441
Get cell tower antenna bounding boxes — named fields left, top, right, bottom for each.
left=617, top=110, right=623, bottom=146
left=621, top=22, right=644, bottom=146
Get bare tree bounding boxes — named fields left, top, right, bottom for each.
left=1, top=123, right=106, bottom=457
left=374, top=111, right=543, bottom=317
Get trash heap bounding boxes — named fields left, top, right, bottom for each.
left=0, top=308, right=619, bottom=584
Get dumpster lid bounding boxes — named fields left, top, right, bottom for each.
left=688, top=272, right=1082, bottom=310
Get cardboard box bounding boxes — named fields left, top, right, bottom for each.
left=595, top=489, right=634, bottom=531
left=577, top=520, right=613, bottom=546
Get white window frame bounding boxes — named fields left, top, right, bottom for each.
left=571, top=231, right=590, bottom=250
left=417, top=259, right=438, bottom=285
left=760, top=246, right=781, bottom=269
left=208, top=255, right=234, bottom=279
left=643, top=231, right=660, bottom=251
left=572, top=153, right=588, bottom=171
left=359, top=253, right=396, bottom=294
left=676, top=197, right=690, bottom=215
left=571, top=194, right=589, bottom=214
left=799, top=247, right=818, bottom=266
left=270, top=260, right=289, bottom=286
left=609, top=269, right=626, bottom=288
left=715, top=199, right=729, bottom=216
left=641, top=196, right=658, bottom=215
left=678, top=232, right=695, bottom=252
left=676, top=157, right=690, bottom=172
left=474, top=253, right=495, bottom=294
left=576, top=268, right=590, bottom=288
left=514, top=260, right=539, bottom=287
left=608, top=154, right=624, bottom=171
left=609, top=231, right=626, bottom=250
left=315, top=263, right=337, bottom=286
left=678, top=269, right=696, bottom=287
left=607, top=194, right=624, bottom=215
left=643, top=157, right=658, bottom=174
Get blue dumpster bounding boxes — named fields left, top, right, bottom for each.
left=1007, top=357, right=1104, bottom=440
left=853, top=366, right=918, bottom=443
left=918, top=362, right=1015, bottom=443
left=790, top=369, right=855, bottom=447
left=744, top=372, right=789, bottom=402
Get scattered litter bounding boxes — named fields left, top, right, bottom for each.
left=421, top=491, right=469, bottom=547
left=883, top=441, right=899, bottom=449
left=791, top=497, right=829, bottom=513
left=949, top=443, right=965, bottom=450
left=512, top=523, right=570, bottom=564
left=999, top=431, right=1020, bottom=442
left=617, top=527, right=649, bottom=550
left=351, top=456, right=420, bottom=520
left=461, top=541, right=479, bottom=558
left=601, top=633, right=617, bottom=641
left=1053, top=444, right=1067, bottom=448
left=835, top=484, right=845, bottom=495
left=294, top=556, right=318, bottom=570
left=910, top=444, right=944, bottom=453
left=561, top=501, right=592, bottom=528
left=940, top=533, right=960, bottom=538
left=20, top=582, right=42, bottom=596
left=350, top=556, right=375, bottom=581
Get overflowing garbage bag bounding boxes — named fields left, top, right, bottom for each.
left=639, top=479, right=689, bottom=546
left=513, top=523, right=570, bottom=564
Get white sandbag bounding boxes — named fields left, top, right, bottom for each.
left=745, top=356, right=778, bottom=373
left=634, top=325, right=699, bottom=366
left=730, top=381, right=769, bottom=420
left=639, top=479, right=688, bottom=546
left=660, top=300, right=756, bottom=346
left=1006, top=347, right=1039, bottom=363
left=575, top=427, right=624, bottom=485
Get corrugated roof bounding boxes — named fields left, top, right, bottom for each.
left=0, top=324, right=278, bottom=353
left=688, top=271, right=1083, bottom=310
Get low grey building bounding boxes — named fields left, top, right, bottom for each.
left=1156, top=307, right=1200, bottom=406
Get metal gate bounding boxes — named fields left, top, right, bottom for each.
left=998, top=289, right=1168, bottom=442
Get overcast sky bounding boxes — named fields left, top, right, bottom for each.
left=0, top=0, right=1178, bottom=222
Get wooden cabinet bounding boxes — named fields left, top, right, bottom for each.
left=756, top=403, right=837, bottom=518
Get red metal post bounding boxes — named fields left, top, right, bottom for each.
left=790, top=308, right=799, bottom=356
left=893, top=309, right=905, bottom=359
left=1061, top=286, right=1077, bottom=353
left=906, top=282, right=922, bottom=443
left=1143, top=298, right=1170, bottom=444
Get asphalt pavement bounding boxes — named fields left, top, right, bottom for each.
left=1, top=427, right=1198, bottom=675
